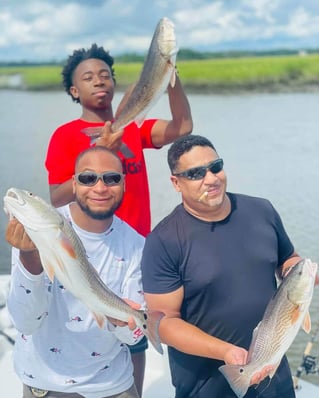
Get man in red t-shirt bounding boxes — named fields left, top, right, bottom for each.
left=45, top=43, right=193, bottom=396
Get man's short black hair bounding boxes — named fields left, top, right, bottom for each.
left=167, top=135, right=217, bottom=173
left=62, top=43, right=115, bottom=103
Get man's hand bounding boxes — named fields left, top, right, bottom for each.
left=6, top=218, right=43, bottom=275
left=107, top=299, right=141, bottom=330
left=96, top=121, right=123, bottom=152
left=224, top=345, right=275, bottom=386
left=6, top=218, right=37, bottom=252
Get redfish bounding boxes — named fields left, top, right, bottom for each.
left=3, top=187, right=164, bottom=354
left=219, top=258, right=317, bottom=397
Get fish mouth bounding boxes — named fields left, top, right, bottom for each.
left=6, top=188, right=25, bottom=205
left=3, top=188, right=25, bottom=219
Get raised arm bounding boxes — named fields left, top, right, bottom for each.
left=150, top=75, right=193, bottom=147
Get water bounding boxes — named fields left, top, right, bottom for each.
left=0, top=89, right=319, bottom=384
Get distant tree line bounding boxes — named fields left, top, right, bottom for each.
left=1, top=47, right=319, bottom=67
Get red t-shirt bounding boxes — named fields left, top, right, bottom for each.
left=45, top=118, right=158, bottom=236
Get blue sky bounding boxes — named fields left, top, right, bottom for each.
left=1, top=0, right=319, bottom=62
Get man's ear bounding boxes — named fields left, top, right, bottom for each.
left=170, top=176, right=181, bottom=193
left=69, top=86, right=79, bottom=100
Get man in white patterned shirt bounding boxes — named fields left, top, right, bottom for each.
left=5, top=146, right=146, bottom=398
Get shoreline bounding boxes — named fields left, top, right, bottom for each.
left=1, top=82, right=319, bottom=95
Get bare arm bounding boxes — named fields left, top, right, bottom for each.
left=49, top=180, right=75, bottom=207
left=150, top=75, right=193, bottom=147
left=145, top=287, right=275, bottom=385
left=145, top=287, right=244, bottom=362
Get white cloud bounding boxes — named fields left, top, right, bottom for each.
left=0, top=0, right=319, bottom=61
left=286, top=7, right=319, bottom=37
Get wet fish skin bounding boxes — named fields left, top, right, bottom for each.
left=219, top=258, right=317, bottom=398
left=3, top=187, right=164, bottom=354
left=81, top=16, right=178, bottom=157
left=111, top=16, right=177, bottom=133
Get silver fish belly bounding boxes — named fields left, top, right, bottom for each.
left=219, top=258, right=317, bottom=398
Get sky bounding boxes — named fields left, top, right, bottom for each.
left=1, top=0, right=319, bottom=62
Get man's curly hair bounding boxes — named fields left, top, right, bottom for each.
left=62, top=43, right=116, bottom=103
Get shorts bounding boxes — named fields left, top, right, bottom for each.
left=128, top=336, right=148, bottom=354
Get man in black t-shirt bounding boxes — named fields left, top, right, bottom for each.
left=141, top=135, right=317, bottom=398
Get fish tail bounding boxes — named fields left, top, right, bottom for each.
left=142, top=310, right=164, bottom=354
left=219, top=364, right=251, bottom=398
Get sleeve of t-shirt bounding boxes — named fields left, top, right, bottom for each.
left=271, top=203, right=295, bottom=267
left=6, top=248, right=50, bottom=335
left=139, top=119, right=158, bottom=149
left=141, top=229, right=182, bottom=294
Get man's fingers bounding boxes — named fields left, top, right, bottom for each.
left=250, top=365, right=275, bottom=385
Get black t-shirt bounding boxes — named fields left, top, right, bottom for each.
left=142, top=193, right=295, bottom=398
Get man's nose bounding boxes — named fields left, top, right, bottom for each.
left=93, top=75, right=104, bottom=85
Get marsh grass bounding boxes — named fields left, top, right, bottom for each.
left=1, top=53, right=319, bottom=92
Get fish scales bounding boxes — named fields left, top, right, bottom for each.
left=81, top=17, right=178, bottom=158
left=3, top=187, right=164, bottom=354
left=219, top=259, right=317, bottom=398
left=111, top=17, right=177, bottom=133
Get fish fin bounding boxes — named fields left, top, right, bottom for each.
left=302, top=311, right=312, bottom=333
left=93, top=312, right=106, bottom=328
left=291, top=305, right=301, bottom=325
left=140, top=310, right=164, bottom=355
left=119, top=143, right=135, bottom=159
left=282, top=265, right=294, bottom=278
left=38, top=252, right=56, bottom=282
left=60, top=233, right=77, bottom=259
left=269, top=362, right=281, bottom=379
left=219, top=364, right=250, bottom=398
left=134, top=115, right=147, bottom=128
left=247, top=323, right=260, bottom=362
left=80, top=127, right=102, bottom=145
left=44, top=262, right=55, bottom=282
left=170, top=67, right=176, bottom=87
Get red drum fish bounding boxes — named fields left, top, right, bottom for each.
left=3, top=187, right=164, bottom=354
left=219, top=258, right=317, bottom=397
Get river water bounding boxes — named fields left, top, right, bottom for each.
left=0, top=89, right=318, bottom=384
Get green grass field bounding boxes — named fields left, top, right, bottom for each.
left=1, top=53, right=319, bottom=92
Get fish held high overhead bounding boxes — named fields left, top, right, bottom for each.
left=219, top=258, right=317, bottom=398
left=82, top=16, right=178, bottom=157
left=3, top=187, right=164, bottom=354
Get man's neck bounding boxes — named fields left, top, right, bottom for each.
left=81, top=107, right=114, bottom=123
left=184, top=194, right=231, bottom=223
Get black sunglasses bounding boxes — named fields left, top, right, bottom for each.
left=75, top=171, right=124, bottom=186
left=173, top=158, right=224, bottom=180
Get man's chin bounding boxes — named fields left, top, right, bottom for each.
left=86, top=209, right=113, bottom=220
